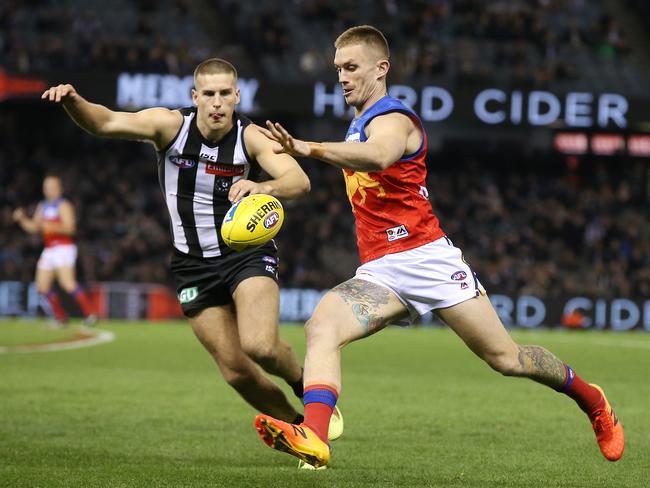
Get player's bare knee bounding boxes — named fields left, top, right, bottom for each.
left=243, top=342, right=278, bottom=368
left=305, top=316, right=340, bottom=348
left=221, top=363, right=256, bottom=389
left=60, top=283, right=76, bottom=294
left=483, top=351, right=522, bottom=376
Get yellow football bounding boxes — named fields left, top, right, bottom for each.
left=221, top=194, right=284, bottom=251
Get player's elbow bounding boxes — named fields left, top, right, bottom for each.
left=370, top=147, right=398, bottom=171
left=368, top=156, right=394, bottom=171
left=300, top=174, right=311, bottom=195
left=289, top=172, right=311, bottom=197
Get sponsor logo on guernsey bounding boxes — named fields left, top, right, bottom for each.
left=265, top=264, right=277, bottom=274
left=262, top=256, right=277, bottom=265
left=178, top=286, right=198, bottom=304
left=386, top=224, right=408, bottom=242
left=205, top=163, right=245, bottom=177
left=200, top=151, right=218, bottom=162
left=246, top=201, right=281, bottom=232
left=263, top=211, right=280, bottom=229
left=170, top=156, right=196, bottom=168
left=451, top=271, right=467, bottom=281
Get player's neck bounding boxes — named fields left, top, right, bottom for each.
left=196, top=119, right=234, bottom=144
left=355, top=85, right=388, bottom=117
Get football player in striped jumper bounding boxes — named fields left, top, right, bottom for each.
left=41, top=58, right=343, bottom=444
left=254, top=26, right=623, bottom=468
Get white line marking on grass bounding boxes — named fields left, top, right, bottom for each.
left=513, top=330, right=650, bottom=350
left=585, top=338, right=650, bottom=350
left=0, top=328, right=115, bottom=354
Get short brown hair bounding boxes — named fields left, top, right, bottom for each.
left=193, top=58, right=238, bottom=83
left=334, top=25, right=390, bottom=60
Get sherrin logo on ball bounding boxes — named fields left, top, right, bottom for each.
left=221, top=194, right=285, bottom=251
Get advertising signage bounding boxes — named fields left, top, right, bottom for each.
left=110, top=71, right=648, bottom=130
left=2, top=70, right=649, bottom=131
left=1, top=281, right=649, bottom=330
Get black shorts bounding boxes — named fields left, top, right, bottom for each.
left=170, top=243, right=279, bottom=317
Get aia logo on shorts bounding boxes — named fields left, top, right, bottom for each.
left=170, top=156, right=197, bottom=169
left=264, top=211, right=280, bottom=229
left=451, top=271, right=467, bottom=281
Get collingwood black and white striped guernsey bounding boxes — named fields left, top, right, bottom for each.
left=157, top=108, right=262, bottom=258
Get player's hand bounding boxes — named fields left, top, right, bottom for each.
left=41, top=84, right=78, bottom=103
left=228, top=179, right=271, bottom=203
left=12, top=208, right=25, bottom=222
left=258, top=121, right=311, bottom=158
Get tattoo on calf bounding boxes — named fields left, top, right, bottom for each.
left=333, top=279, right=391, bottom=333
left=517, top=345, right=566, bottom=389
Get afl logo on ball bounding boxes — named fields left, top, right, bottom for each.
left=264, top=211, right=280, bottom=229
left=451, top=271, right=467, bottom=281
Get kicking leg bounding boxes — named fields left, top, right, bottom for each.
left=436, top=294, right=624, bottom=461
left=255, top=278, right=407, bottom=467
left=190, top=305, right=300, bottom=423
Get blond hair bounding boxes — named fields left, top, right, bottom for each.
left=334, top=25, right=390, bottom=60
left=193, top=58, right=238, bottom=84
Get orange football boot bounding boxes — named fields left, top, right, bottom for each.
left=589, top=384, right=624, bottom=461
left=255, top=415, right=330, bottom=468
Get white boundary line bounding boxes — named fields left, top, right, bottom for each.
left=0, top=328, right=115, bottom=354
left=509, top=329, right=650, bottom=350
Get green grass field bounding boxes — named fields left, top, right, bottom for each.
left=1, top=319, right=648, bottom=488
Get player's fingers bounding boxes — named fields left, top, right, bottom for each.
left=257, top=126, right=276, bottom=141
left=228, top=187, right=241, bottom=202
left=266, top=120, right=284, bottom=141
left=52, top=85, right=63, bottom=102
left=56, top=85, right=66, bottom=103
left=41, top=89, right=50, bottom=99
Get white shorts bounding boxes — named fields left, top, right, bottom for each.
left=37, top=244, right=78, bottom=271
left=354, top=236, right=486, bottom=323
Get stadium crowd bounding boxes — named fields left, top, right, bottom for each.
left=1, top=116, right=648, bottom=300
left=1, top=1, right=642, bottom=94
left=215, top=0, right=641, bottom=93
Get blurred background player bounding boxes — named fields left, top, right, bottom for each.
left=12, top=175, right=97, bottom=326
left=254, top=25, right=624, bottom=467
left=40, top=58, right=342, bottom=441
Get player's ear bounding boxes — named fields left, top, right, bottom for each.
left=191, top=88, right=198, bottom=107
left=235, top=88, right=241, bottom=105
left=376, top=59, right=390, bottom=79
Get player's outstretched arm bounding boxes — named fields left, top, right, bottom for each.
left=12, top=205, right=42, bottom=234
left=259, top=114, right=412, bottom=172
left=227, top=124, right=310, bottom=202
left=42, top=84, right=182, bottom=150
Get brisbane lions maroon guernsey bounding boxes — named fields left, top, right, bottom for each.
left=343, top=96, right=445, bottom=264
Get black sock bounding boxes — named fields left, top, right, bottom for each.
left=292, top=413, right=305, bottom=425
left=288, top=368, right=304, bottom=399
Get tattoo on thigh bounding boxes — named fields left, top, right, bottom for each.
left=517, top=345, right=566, bottom=388
left=332, top=279, right=392, bottom=333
